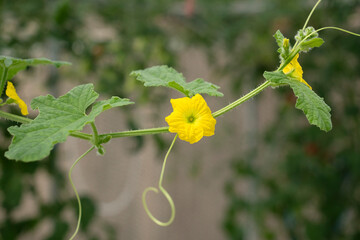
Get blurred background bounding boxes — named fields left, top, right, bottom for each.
left=0, top=0, right=360, bottom=239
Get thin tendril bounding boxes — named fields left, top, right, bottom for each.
left=294, top=26, right=360, bottom=53
left=316, top=26, right=360, bottom=38
left=287, top=27, right=360, bottom=72
left=68, top=146, right=95, bottom=240
left=142, top=134, right=178, bottom=226
left=302, top=0, right=322, bottom=31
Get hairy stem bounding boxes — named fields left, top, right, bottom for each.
left=0, top=110, right=31, bottom=124
left=99, top=126, right=170, bottom=138
left=90, top=122, right=100, bottom=145
left=0, top=66, right=8, bottom=98
left=212, top=81, right=271, bottom=117
left=277, top=49, right=301, bottom=72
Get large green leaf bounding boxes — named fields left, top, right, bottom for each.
left=5, top=84, right=133, bottom=162
left=0, top=55, right=71, bottom=81
left=130, top=65, right=223, bottom=97
left=264, top=71, right=332, bottom=132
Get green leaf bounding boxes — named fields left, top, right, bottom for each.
left=5, top=84, right=133, bottom=162
left=295, top=27, right=318, bottom=42
left=294, top=27, right=324, bottom=53
left=185, top=78, right=223, bottom=97
left=299, top=37, right=324, bottom=53
left=0, top=55, right=71, bottom=80
left=274, top=30, right=285, bottom=48
left=264, top=71, right=332, bottom=132
left=273, top=30, right=291, bottom=61
left=45, top=220, right=69, bottom=240
left=131, top=65, right=223, bottom=97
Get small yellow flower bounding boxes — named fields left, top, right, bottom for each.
left=283, top=38, right=290, bottom=48
left=283, top=53, right=312, bottom=89
left=5, top=81, right=29, bottom=115
left=165, top=94, right=216, bottom=144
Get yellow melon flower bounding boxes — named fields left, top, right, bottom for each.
left=165, top=94, right=216, bottom=144
left=283, top=53, right=312, bottom=89
left=5, top=81, right=29, bottom=115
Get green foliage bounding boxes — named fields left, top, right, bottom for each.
left=77, top=197, right=96, bottom=231
left=264, top=71, right=332, bottom=131
left=0, top=56, right=71, bottom=81
left=274, top=30, right=285, bottom=49
left=299, top=37, right=324, bottom=52
left=131, top=65, right=223, bottom=97
left=295, top=27, right=319, bottom=42
left=274, top=30, right=290, bottom=61
left=5, top=84, right=133, bottom=162
left=0, top=0, right=359, bottom=239
left=295, top=27, right=324, bottom=53
left=45, top=220, right=69, bottom=240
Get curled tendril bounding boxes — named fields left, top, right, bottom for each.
left=142, top=186, right=176, bottom=226
left=68, top=146, right=95, bottom=240
left=142, top=134, right=178, bottom=226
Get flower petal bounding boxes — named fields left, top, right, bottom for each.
left=177, top=123, right=204, bottom=144
left=283, top=54, right=312, bottom=89
left=5, top=81, right=29, bottom=115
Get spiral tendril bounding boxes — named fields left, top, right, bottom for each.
left=142, top=134, right=178, bottom=226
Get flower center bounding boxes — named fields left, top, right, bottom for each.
left=187, top=115, right=195, bottom=123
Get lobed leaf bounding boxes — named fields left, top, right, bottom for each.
left=294, top=27, right=324, bottom=53
left=5, top=84, right=133, bottom=162
left=0, top=55, right=71, bottom=80
left=264, top=71, right=332, bottom=132
left=274, top=30, right=285, bottom=49
left=131, top=65, right=223, bottom=97
left=299, top=37, right=324, bottom=53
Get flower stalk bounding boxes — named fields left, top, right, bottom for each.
left=0, top=66, right=8, bottom=98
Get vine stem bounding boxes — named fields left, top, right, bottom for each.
left=315, top=26, right=360, bottom=37
left=302, top=0, right=322, bottom=31
left=142, top=134, right=178, bottom=226
left=0, top=110, right=32, bottom=124
left=98, top=81, right=272, bottom=139
left=277, top=48, right=301, bottom=72
left=99, top=126, right=169, bottom=138
left=90, top=122, right=100, bottom=145
left=1, top=80, right=273, bottom=140
left=0, top=66, right=8, bottom=98
left=68, top=146, right=95, bottom=240
left=212, top=80, right=271, bottom=118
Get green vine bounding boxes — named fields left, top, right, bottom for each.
left=68, top=146, right=95, bottom=240
left=1, top=0, right=359, bottom=238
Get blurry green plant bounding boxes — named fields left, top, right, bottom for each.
left=0, top=0, right=178, bottom=238
left=0, top=0, right=360, bottom=239
left=221, top=0, right=360, bottom=239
